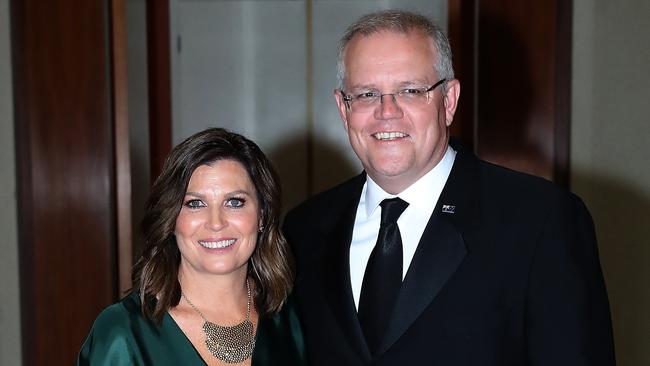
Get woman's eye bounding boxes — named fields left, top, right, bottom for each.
left=225, top=197, right=246, bottom=208
left=184, top=199, right=206, bottom=209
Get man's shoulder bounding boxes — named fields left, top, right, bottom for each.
left=450, top=139, right=563, bottom=201
left=476, top=158, right=567, bottom=200
left=468, top=158, right=591, bottom=223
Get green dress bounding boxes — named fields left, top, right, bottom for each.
left=76, top=292, right=307, bottom=365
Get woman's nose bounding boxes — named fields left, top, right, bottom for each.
left=206, top=207, right=225, bottom=230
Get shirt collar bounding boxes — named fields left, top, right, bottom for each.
left=365, top=146, right=456, bottom=217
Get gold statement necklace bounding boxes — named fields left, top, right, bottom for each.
left=181, top=279, right=255, bottom=363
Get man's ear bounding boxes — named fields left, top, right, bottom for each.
left=334, top=89, right=350, bottom=132
left=443, top=79, right=460, bottom=127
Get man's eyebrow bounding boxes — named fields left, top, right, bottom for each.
left=397, top=79, right=430, bottom=86
left=347, top=83, right=377, bottom=90
left=348, top=80, right=430, bottom=90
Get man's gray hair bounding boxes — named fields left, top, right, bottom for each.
left=337, top=9, right=454, bottom=91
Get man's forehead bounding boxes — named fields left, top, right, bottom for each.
left=343, top=30, right=436, bottom=67
left=343, top=31, right=437, bottom=88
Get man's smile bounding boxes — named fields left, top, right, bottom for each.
left=372, top=131, right=410, bottom=141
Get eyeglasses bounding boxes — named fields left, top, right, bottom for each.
left=340, top=79, right=446, bottom=112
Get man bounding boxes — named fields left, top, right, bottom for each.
left=284, top=10, right=615, bottom=366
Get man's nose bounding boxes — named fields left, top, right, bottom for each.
left=375, top=93, right=404, bottom=119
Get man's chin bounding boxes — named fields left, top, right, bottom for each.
left=367, top=157, right=413, bottom=177
left=366, top=164, right=414, bottom=182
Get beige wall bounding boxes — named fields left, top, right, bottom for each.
left=572, top=1, right=650, bottom=365
left=0, top=0, right=22, bottom=364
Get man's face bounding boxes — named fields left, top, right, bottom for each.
left=335, top=30, right=460, bottom=194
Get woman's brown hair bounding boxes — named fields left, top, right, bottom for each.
left=131, top=128, right=294, bottom=322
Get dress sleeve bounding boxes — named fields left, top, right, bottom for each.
left=75, top=303, right=146, bottom=366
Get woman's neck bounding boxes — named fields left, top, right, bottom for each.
left=176, top=266, right=250, bottom=317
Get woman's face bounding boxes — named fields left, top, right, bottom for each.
left=175, top=159, right=260, bottom=279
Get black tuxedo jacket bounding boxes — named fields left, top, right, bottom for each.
left=283, top=142, right=615, bottom=366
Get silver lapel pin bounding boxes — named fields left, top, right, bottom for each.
left=442, top=204, right=456, bottom=214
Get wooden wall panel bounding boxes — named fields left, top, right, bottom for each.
left=146, top=0, right=172, bottom=181
left=552, top=0, right=572, bottom=187
left=448, top=0, right=478, bottom=149
left=110, top=0, right=133, bottom=294
left=11, top=0, right=118, bottom=364
left=476, top=0, right=557, bottom=180
left=449, top=0, right=571, bottom=184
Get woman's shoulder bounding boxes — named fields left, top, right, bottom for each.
left=254, top=296, right=308, bottom=366
left=78, top=293, right=206, bottom=366
left=90, top=292, right=142, bottom=331
left=79, top=293, right=143, bottom=349
left=262, top=296, right=300, bottom=328
left=76, top=293, right=149, bottom=365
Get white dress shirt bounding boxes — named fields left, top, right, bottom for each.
left=349, top=146, right=456, bottom=309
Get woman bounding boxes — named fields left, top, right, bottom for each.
left=77, top=128, right=306, bottom=365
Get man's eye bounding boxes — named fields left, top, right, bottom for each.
left=225, top=197, right=246, bottom=208
left=401, top=88, right=423, bottom=95
left=184, top=199, right=206, bottom=209
left=356, top=92, right=380, bottom=100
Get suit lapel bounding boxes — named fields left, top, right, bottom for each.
left=316, top=174, right=372, bottom=362
left=378, top=143, right=481, bottom=355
